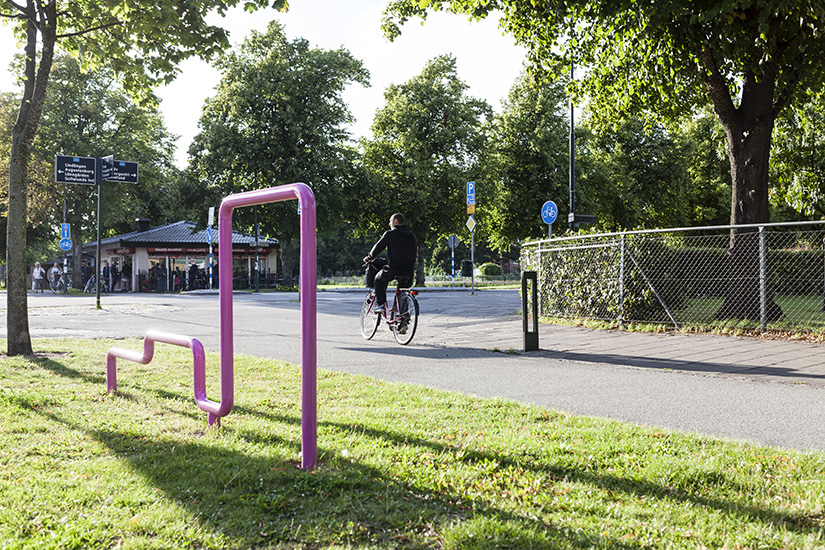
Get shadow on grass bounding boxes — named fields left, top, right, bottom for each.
left=23, top=353, right=825, bottom=548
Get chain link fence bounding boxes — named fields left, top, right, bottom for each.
left=521, top=221, right=825, bottom=336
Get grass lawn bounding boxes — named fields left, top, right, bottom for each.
left=1, top=339, right=824, bottom=549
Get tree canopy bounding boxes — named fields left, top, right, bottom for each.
left=2, top=0, right=287, bottom=355
left=384, top=0, right=823, bottom=320
left=182, top=21, right=369, bottom=280
left=358, top=55, right=491, bottom=284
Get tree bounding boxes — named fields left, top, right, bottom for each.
left=384, top=0, right=825, bottom=320
left=182, top=21, right=368, bottom=282
left=359, top=55, right=491, bottom=285
left=770, top=90, right=825, bottom=218
left=479, top=73, right=568, bottom=251
left=6, top=55, right=180, bottom=284
left=2, top=0, right=285, bottom=355
left=585, top=118, right=693, bottom=230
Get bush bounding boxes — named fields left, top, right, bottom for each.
left=479, top=262, right=503, bottom=277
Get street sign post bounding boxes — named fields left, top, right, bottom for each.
left=466, top=214, right=476, bottom=294
left=447, top=234, right=459, bottom=279
left=59, top=221, right=71, bottom=251
left=541, top=200, right=558, bottom=238
left=208, top=207, right=215, bottom=290
left=55, top=153, right=140, bottom=308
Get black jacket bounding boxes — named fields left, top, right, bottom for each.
left=368, top=224, right=418, bottom=276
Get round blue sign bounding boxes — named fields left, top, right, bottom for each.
left=541, top=201, right=558, bottom=224
left=58, top=238, right=72, bottom=251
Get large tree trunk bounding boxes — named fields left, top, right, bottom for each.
left=7, top=5, right=56, bottom=355
left=7, top=140, right=33, bottom=355
left=706, top=59, right=783, bottom=321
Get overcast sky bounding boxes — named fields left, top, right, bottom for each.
left=1, top=1, right=527, bottom=168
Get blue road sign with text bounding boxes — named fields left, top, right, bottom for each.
left=466, top=181, right=475, bottom=205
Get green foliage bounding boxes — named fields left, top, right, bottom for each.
left=478, top=262, right=502, bottom=276
left=383, top=0, right=825, bottom=235
left=479, top=73, right=568, bottom=251
left=771, top=89, right=825, bottom=218
left=182, top=21, right=368, bottom=277
left=3, top=0, right=289, bottom=106
left=358, top=55, right=492, bottom=282
left=584, top=117, right=692, bottom=230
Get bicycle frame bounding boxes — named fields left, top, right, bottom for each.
left=369, top=287, right=414, bottom=324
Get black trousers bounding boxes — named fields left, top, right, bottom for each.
left=374, top=266, right=412, bottom=306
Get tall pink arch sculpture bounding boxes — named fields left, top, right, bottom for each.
left=107, top=183, right=318, bottom=470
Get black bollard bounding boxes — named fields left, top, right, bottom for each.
left=522, top=271, right=539, bottom=351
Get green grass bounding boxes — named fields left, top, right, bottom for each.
left=2, top=339, right=825, bottom=549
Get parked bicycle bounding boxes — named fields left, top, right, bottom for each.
left=50, top=272, right=68, bottom=294
left=360, top=281, right=419, bottom=345
left=83, top=274, right=104, bottom=294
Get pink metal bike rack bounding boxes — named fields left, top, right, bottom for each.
left=106, top=183, right=318, bottom=470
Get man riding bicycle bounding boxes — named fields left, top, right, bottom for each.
left=363, top=213, right=417, bottom=314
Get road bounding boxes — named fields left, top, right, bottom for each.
left=5, top=288, right=825, bottom=453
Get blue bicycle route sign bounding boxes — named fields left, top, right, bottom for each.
left=541, top=200, right=558, bottom=225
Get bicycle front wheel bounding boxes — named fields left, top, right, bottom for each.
left=392, top=292, right=418, bottom=345
left=360, top=293, right=380, bottom=340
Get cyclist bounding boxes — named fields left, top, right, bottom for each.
left=363, top=213, right=417, bottom=314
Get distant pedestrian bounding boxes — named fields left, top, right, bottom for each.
left=81, top=261, right=93, bottom=287
left=121, top=261, right=132, bottom=292
left=110, top=260, right=120, bottom=292
left=188, top=261, right=198, bottom=291
left=102, top=261, right=110, bottom=291
left=32, top=262, right=46, bottom=292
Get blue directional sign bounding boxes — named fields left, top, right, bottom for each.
left=541, top=201, right=558, bottom=225
left=466, top=181, right=475, bottom=205
left=206, top=226, right=213, bottom=243
left=59, top=238, right=72, bottom=251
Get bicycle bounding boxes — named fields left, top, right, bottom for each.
left=83, top=274, right=104, bottom=294
left=50, top=273, right=66, bottom=294
left=360, top=280, right=419, bottom=345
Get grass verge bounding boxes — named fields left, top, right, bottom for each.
left=1, top=338, right=824, bottom=549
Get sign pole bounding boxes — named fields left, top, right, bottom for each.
left=208, top=207, right=214, bottom=290
left=95, top=158, right=102, bottom=309
left=470, top=228, right=475, bottom=295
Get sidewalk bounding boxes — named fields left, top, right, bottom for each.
left=454, top=320, right=825, bottom=387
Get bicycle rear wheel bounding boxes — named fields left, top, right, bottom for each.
left=392, top=291, right=418, bottom=345
left=360, top=293, right=380, bottom=340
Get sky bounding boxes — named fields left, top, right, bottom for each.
left=0, top=0, right=527, bottom=168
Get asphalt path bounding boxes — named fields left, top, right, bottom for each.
left=5, top=288, right=825, bottom=453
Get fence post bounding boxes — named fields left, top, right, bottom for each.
left=522, top=271, right=539, bottom=351
left=619, top=234, right=625, bottom=328
left=759, top=226, right=767, bottom=332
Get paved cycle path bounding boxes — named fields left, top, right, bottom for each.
left=5, top=289, right=825, bottom=453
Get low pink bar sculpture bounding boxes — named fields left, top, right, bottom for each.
left=106, top=183, right=318, bottom=470
left=106, top=330, right=226, bottom=426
